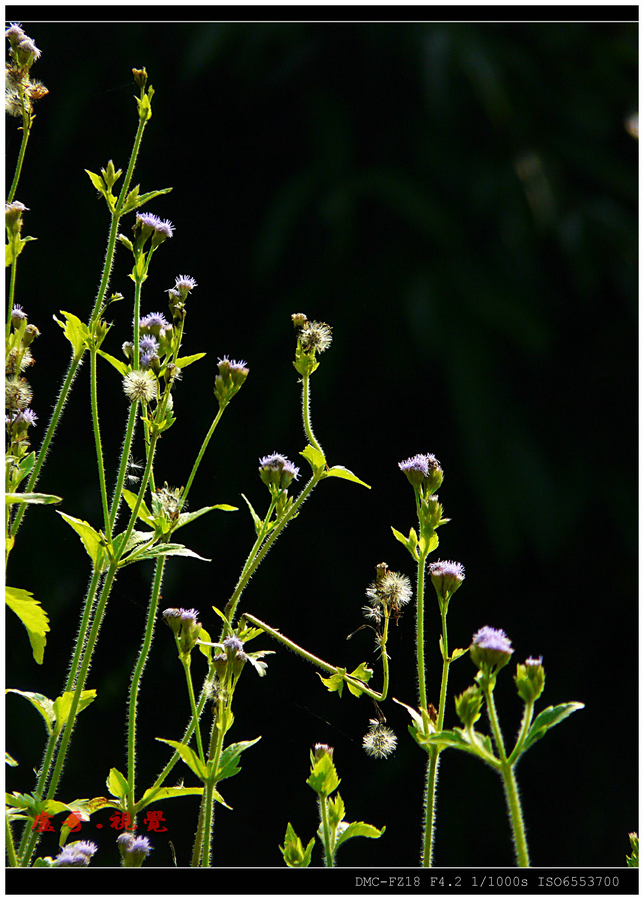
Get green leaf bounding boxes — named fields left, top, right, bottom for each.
left=106, top=768, right=130, bottom=800
left=324, top=465, right=371, bottom=489
left=5, top=492, right=62, bottom=507
left=211, top=605, right=233, bottom=636
left=136, top=785, right=204, bottom=813
left=6, top=751, right=18, bottom=767
left=120, top=186, right=172, bottom=215
left=306, top=753, right=340, bottom=797
left=6, top=586, right=50, bottom=664
left=122, top=541, right=210, bottom=565
left=121, top=489, right=155, bottom=527
left=327, top=792, right=345, bottom=829
left=280, top=822, right=315, bottom=868
left=449, top=647, right=469, bottom=663
left=53, top=311, right=90, bottom=363
left=345, top=662, right=374, bottom=697
left=214, top=736, right=261, bottom=783
left=156, top=739, right=209, bottom=782
left=300, top=443, right=327, bottom=473
left=52, top=690, right=97, bottom=737
left=175, top=503, right=238, bottom=532
left=318, top=669, right=346, bottom=698
left=112, top=529, right=155, bottom=560
left=523, top=702, right=585, bottom=752
left=174, top=352, right=206, bottom=369
left=58, top=512, right=108, bottom=571
left=97, top=349, right=129, bottom=377
left=335, top=820, right=385, bottom=848
left=418, top=530, right=439, bottom=557
left=85, top=169, right=107, bottom=197
left=391, top=526, right=419, bottom=560
left=241, top=493, right=263, bottom=536
left=6, top=689, right=55, bottom=735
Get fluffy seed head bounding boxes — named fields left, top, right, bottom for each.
left=299, top=320, right=333, bottom=354
left=122, top=369, right=158, bottom=403
left=363, top=722, right=397, bottom=759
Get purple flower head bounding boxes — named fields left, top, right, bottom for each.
left=135, top=213, right=174, bottom=248
left=5, top=23, right=25, bottom=39
left=223, top=635, right=244, bottom=655
left=18, top=36, right=41, bottom=59
left=10, top=304, right=27, bottom=322
left=258, top=452, right=299, bottom=491
left=140, top=312, right=170, bottom=331
left=428, top=560, right=465, bottom=605
left=54, top=841, right=97, bottom=867
left=470, top=626, right=514, bottom=676
left=472, top=626, right=513, bottom=654
left=137, top=212, right=162, bottom=230
left=172, top=275, right=197, bottom=299
left=129, top=836, right=152, bottom=855
left=180, top=608, right=200, bottom=623
left=525, top=656, right=543, bottom=667
left=19, top=408, right=37, bottom=427
left=156, top=218, right=174, bottom=239
left=399, top=454, right=430, bottom=480
left=139, top=335, right=158, bottom=353
left=117, top=832, right=152, bottom=866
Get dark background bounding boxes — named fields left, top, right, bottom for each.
left=5, top=12, right=637, bottom=871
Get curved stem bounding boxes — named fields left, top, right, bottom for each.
left=302, top=373, right=323, bottom=457
left=181, top=406, right=225, bottom=506
left=180, top=655, right=205, bottom=763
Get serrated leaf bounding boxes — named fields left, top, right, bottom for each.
left=523, top=702, right=585, bottom=752
left=318, top=670, right=345, bottom=698
left=112, top=529, right=154, bottom=561
left=53, top=311, right=90, bottom=362
left=121, top=489, right=155, bottom=527
left=324, top=465, right=370, bottom=489
left=280, top=822, right=314, bottom=868
left=97, top=349, right=129, bottom=377
left=156, top=739, right=209, bottom=782
left=214, top=736, right=261, bottom=783
left=58, top=512, right=108, bottom=571
left=335, top=820, right=385, bottom=848
left=5, top=492, right=62, bottom=506
left=106, top=768, right=130, bottom=800
left=53, top=690, right=97, bottom=737
left=174, top=352, right=206, bottom=369
left=241, top=493, right=263, bottom=536
left=327, top=792, right=345, bottom=828
left=300, top=443, right=327, bottom=472
left=6, top=586, right=50, bottom=664
left=307, top=754, right=340, bottom=797
left=6, top=689, right=55, bottom=735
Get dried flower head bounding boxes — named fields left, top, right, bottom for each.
left=5, top=376, right=33, bottom=412
left=362, top=721, right=397, bottom=759
left=122, top=369, right=158, bottom=404
left=365, top=564, right=412, bottom=621
left=299, top=320, right=333, bottom=354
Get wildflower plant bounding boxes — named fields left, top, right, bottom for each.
left=5, top=25, right=591, bottom=873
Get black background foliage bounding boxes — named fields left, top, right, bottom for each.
left=6, top=13, right=637, bottom=870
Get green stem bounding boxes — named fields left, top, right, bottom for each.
left=127, top=557, right=165, bottom=818
left=5, top=815, right=18, bottom=868
left=90, top=348, right=112, bottom=540
left=483, top=684, right=530, bottom=867
left=181, top=406, right=225, bottom=506
left=507, top=701, right=534, bottom=767
left=180, top=655, right=205, bottom=763
left=6, top=260, right=18, bottom=343
left=109, top=402, right=139, bottom=530
left=499, top=760, right=531, bottom=867
left=318, top=796, right=334, bottom=867
left=415, top=554, right=428, bottom=710
left=7, top=92, right=31, bottom=204
left=201, top=782, right=215, bottom=868
left=422, top=748, right=439, bottom=867
left=302, top=373, right=323, bottom=457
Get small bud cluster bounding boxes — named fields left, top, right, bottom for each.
left=133, top=211, right=174, bottom=252
left=214, top=357, right=249, bottom=408
left=53, top=840, right=98, bottom=867
left=163, top=607, right=202, bottom=657
left=363, top=563, right=412, bottom=626
left=398, top=452, right=449, bottom=554
left=6, top=300, right=40, bottom=474
left=117, top=832, right=152, bottom=867
left=362, top=720, right=397, bottom=759
left=5, top=24, right=47, bottom=118
left=258, top=452, right=299, bottom=494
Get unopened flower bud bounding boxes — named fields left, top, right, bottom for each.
left=5, top=201, right=28, bottom=236
left=132, top=67, right=148, bottom=89
left=514, top=657, right=545, bottom=704
left=312, top=743, right=334, bottom=761
left=455, top=684, right=483, bottom=728
left=214, top=357, right=249, bottom=407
